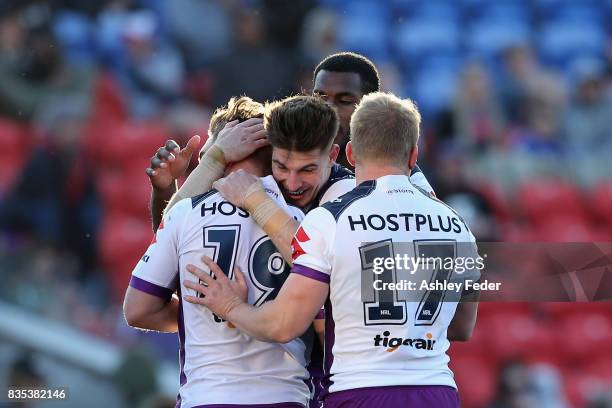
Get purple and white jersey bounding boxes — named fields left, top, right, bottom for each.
left=130, top=176, right=309, bottom=407
left=312, top=164, right=434, bottom=210
left=291, top=175, right=478, bottom=395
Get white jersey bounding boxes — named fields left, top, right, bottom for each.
left=291, top=175, right=478, bottom=394
left=130, top=176, right=310, bottom=407
left=315, top=164, right=434, bottom=209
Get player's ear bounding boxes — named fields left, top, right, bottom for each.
left=408, top=145, right=418, bottom=170
left=346, top=141, right=356, bottom=168
left=328, top=143, right=339, bottom=165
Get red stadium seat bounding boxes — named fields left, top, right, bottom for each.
left=97, top=167, right=152, bottom=218
left=563, top=358, right=612, bottom=408
left=536, top=216, right=594, bottom=242
left=591, top=183, right=612, bottom=227
left=517, top=181, right=586, bottom=226
left=558, top=312, right=612, bottom=362
left=90, top=72, right=127, bottom=123
left=98, top=214, right=154, bottom=301
left=0, top=120, right=32, bottom=195
left=502, top=222, right=539, bottom=242
left=85, top=120, right=168, bottom=171
left=450, top=354, right=497, bottom=408
left=486, top=311, right=555, bottom=361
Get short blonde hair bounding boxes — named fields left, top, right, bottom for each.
left=349, top=92, right=421, bottom=166
left=209, top=96, right=264, bottom=141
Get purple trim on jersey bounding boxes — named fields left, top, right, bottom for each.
left=321, top=298, right=335, bottom=399
left=129, top=276, right=173, bottom=302
left=323, top=385, right=459, bottom=408
left=291, top=264, right=330, bottom=284
left=315, top=309, right=325, bottom=320
left=191, top=403, right=305, bottom=408
left=175, top=285, right=187, bottom=408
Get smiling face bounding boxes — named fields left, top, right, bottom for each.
left=313, top=70, right=364, bottom=147
left=271, top=146, right=338, bottom=208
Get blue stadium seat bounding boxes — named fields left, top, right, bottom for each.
left=408, top=66, right=459, bottom=117
left=394, top=18, right=460, bottom=61
left=338, top=0, right=391, bottom=59
left=53, top=12, right=97, bottom=65
left=538, top=20, right=605, bottom=66
left=393, top=0, right=460, bottom=21
left=466, top=20, right=531, bottom=58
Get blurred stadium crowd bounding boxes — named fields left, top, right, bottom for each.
left=0, top=0, right=611, bottom=407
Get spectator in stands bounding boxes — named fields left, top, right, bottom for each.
left=498, top=45, right=539, bottom=126
left=508, top=77, right=565, bottom=157
left=434, top=150, right=501, bottom=241
left=0, top=105, right=100, bottom=273
left=212, top=8, right=298, bottom=107
left=452, top=62, right=506, bottom=153
left=115, top=10, right=185, bottom=118
left=0, top=5, right=94, bottom=121
left=488, top=361, right=538, bottom=408
left=564, top=60, right=612, bottom=156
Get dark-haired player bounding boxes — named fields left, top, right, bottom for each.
left=184, top=92, right=478, bottom=408
left=124, top=96, right=311, bottom=407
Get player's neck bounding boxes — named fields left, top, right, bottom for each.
left=355, top=163, right=409, bottom=185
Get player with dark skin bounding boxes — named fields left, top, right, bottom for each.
left=146, top=53, right=384, bottom=231
left=312, top=69, right=363, bottom=168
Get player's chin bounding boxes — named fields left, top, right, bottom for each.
left=285, top=188, right=312, bottom=207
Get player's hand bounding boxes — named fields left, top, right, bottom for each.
left=214, top=118, right=268, bottom=164
left=183, top=256, right=248, bottom=320
left=213, top=169, right=263, bottom=209
left=146, top=135, right=201, bottom=190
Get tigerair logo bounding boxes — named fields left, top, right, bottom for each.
left=373, top=331, right=435, bottom=352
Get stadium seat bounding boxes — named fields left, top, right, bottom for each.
left=52, top=11, right=96, bottom=65
left=559, top=312, right=612, bottom=362
left=86, top=120, right=169, bottom=171
left=466, top=20, right=531, bottom=58
left=338, top=1, right=390, bottom=59
left=450, top=354, right=497, bottom=408
left=591, top=183, right=612, bottom=227
left=97, top=168, right=151, bottom=218
left=98, top=214, right=154, bottom=301
left=0, top=120, right=31, bottom=195
left=409, top=66, right=459, bottom=117
left=394, top=19, right=460, bottom=61
left=486, top=311, right=555, bottom=361
left=536, top=216, right=594, bottom=242
left=90, top=73, right=127, bottom=124
left=563, top=358, right=612, bottom=408
left=516, top=181, right=586, bottom=225
left=538, top=20, right=605, bottom=65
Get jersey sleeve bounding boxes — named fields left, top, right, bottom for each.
left=410, top=165, right=435, bottom=195
left=129, top=198, right=191, bottom=301
left=290, top=207, right=335, bottom=284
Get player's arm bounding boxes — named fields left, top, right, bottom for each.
left=123, top=286, right=179, bottom=332
left=447, top=290, right=479, bottom=341
left=147, top=136, right=201, bottom=232
left=448, top=238, right=480, bottom=341
left=184, top=258, right=328, bottom=343
left=213, top=170, right=298, bottom=264
left=124, top=199, right=189, bottom=332
left=165, top=119, right=268, bottom=215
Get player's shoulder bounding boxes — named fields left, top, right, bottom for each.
left=320, top=179, right=377, bottom=221
left=329, top=163, right=354, bottom=182
left=191, top=189, right=221, bottom=208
